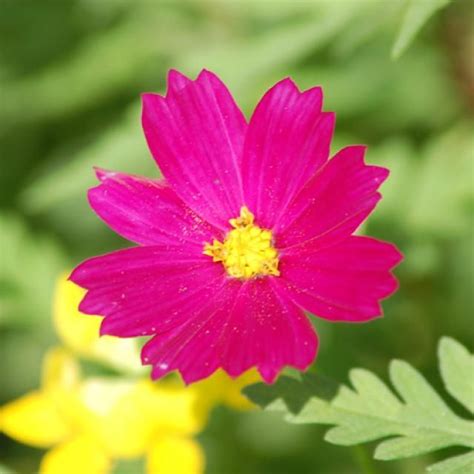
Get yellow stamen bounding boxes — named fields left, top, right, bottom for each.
left=203, top=207, right=280, bottom=279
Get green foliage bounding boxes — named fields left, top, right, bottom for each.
left=370, top=123, right=474, bottom=239
left=19, top=104, right=153, bottom=213
left=0, top=213, right=68, bottom=328
left=392, top=0, right=453, bottom=58
left=244, top=338, right=474, bottom=472
left=0, top=0, right=471, bottom=472
left=0, top=464, right=15, bottom=474
left=428, top=451, right=474, bottom=473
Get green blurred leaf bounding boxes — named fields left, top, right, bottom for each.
left=367, top=123, right=473, bottom=240
left=0, top=463, right=16, bottom=474
left=405, top=123, right=474, bottom=238
left=392, top=0, right=453, bottom=59
left=0, top=5, right=190, bottom=126
left=0, top=213, right=68, bottom=328
left=295, top=41, right=460, bottom=131
left=19, top=104, right=155, bottom=213
left=244, top=338, right=474, bottom=472
left=178, top=0, right=360, bottom=103
left=330, top=0, right=404, bottom=57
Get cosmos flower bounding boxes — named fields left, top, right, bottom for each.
left=70, top=70, right=402, bottom=385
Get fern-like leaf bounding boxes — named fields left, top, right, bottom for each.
left=244, top=338, right=474, bottom=472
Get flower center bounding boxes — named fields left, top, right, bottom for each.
left=203, top=207, right=280, bottom=279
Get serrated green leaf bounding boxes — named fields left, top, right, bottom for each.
left=439, top=337, right=474, bottom=414
left=375, top=434, right=453, bottom=460
left=428, top=451, right=474, bottom=473
left=389, top=360, right=450, bottom=416
left=392, top=0, right=453, bottom=59
left=244, top=338, right=474, bottom=471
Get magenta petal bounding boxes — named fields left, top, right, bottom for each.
left=89, top=169, right=222, bottom=247
left=241, top=77, right=334, bottom=229
left=142, top=70, right=247, bottom=229
left=221, top=278, right=318, bottom=383
left=141, top=278, right=318, bottom=384
left=277, top=236, right=403, bottom=322
left=141, top=279, right=242, bottom=383
left=166, top=69, right=192, bottom=97
left=276, top=145, right=388, bottom=253
left=69, top=245, right=226, bottom=338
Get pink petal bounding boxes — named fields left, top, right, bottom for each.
left=221, top=278, right=318, bottom=383
left=241, top=77, right=334, bottom=229
left=166, top=69, right=192, bottom=97
left=69, top=245, right=226, bottom=338
left=276, top=145, right=388, bottom=253
left=142, top=277, right=318, bottom=384
left=276, top=236, right=403, bottom=322
left=142, top=70, right=247, bottom=229
left=142, top=279, right=242, bottom=383
left=89, top=169, right=222, bottom=247
left=90, top=169, right=221, bottom=247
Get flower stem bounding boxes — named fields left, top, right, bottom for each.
left=351, top=445, right=379, bottom=474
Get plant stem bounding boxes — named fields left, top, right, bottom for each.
left=351, top=445, right=379, bottom=474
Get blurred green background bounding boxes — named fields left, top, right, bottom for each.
left=0, top=0, right=473, bottom=473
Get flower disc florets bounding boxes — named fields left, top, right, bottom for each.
left=203, top=206, right=280, bottom=279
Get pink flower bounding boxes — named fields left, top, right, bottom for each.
left=70, top=70, right=402, bottom=384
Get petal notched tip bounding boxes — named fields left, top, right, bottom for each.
left=68, top=263, right=86, bottom=288
left=386, top=242, right=404, bottom=270
left=91, top=166, right=121, bottom=183
left=166, top=69, right=232, bottom=100
left=166, top=69, right=192, bottom=96
left=140, top=92, right=166, bottom=115
left=257, top=76, right=326, bottom=113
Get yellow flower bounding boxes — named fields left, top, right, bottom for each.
left=0, top=274, right=260, bottom=474
left=53, top=275, right=143, bottom=374
left=191, top=369, right=259, bottom=423
left=53, top=274, right=258, bottom=415
left=1, top=348, right=204, bottom=474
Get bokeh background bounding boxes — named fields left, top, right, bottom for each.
left=0, top=0, right=473, bottom=473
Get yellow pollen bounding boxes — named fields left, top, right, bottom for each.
left=203, top=207, right=280, bottom=279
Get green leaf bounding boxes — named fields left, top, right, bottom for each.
left=428, top=451, right=474, bottom=473
left=244, top=338, right=474, bottom=471
left=0, top=463, right=16, bottom=474
left=367, top=124, right=473, bottom=240
left=392, top=0, right=453, bottom=59
left=0, top=5, right=190, bottom=126
left=19, top=104, right=155, bottom=213
left=0, top=213, right=68, bottom=328
left=404, top=123, right=474, bottom=238
left=178, top=0, right=360, bottom=102
left=439, top=337, right=474, bottom=413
